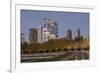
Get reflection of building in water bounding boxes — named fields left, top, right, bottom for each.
left=37, top=18, right=58, bottom=43
left=29, top=28, right=38, bottom=43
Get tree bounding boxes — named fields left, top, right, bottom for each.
left=21, top=42, right=28, bottom=53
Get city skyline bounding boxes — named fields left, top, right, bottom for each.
left=21, top=9, right=89, bottom=42
left=28, top=18, right=58, bottom=43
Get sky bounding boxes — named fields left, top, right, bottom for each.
left=21, top=9, right=89, bottom=42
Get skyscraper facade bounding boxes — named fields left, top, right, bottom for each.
left=29, top=18, right=58, bottom=43
left=21, top=33, right=25, bottom=44
left=77, top=28, right=80, bottom=38
left=37, top=18, right=58, bottom=43
left=43, top=18, right=58, bottom=38
left=37, top=26, right=43, bottom=43
left=66, top=29, right=72, bottom=40
left=29, top=28, right=38, bottom=43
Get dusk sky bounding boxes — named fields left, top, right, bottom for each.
left=21, top=10, right=89, bottom=42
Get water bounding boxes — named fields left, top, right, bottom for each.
left=21, top=48, right=89, bottom=63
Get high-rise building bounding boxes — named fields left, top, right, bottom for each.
left=29, top=18, right=58, bottom=43
left=77, top=28, right=80, bottom=38
left=42, top=28, right=49, bottom=42
left=42, top=18, right=58, bottom=38
left=21, top=33, right=25, bottom=44
left=74, top=28, right=82, bottom=41
left=37, top=26, right=43, bottom=43
left=42, top=28, right=56, bottom=42
left=29, top=28, right=38, bottom=43
left=66, top=29, right=72, bottom=40
left=37, top=18, right=58, bottom=43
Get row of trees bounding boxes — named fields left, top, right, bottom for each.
left=21, top=37, right=89, bottom=54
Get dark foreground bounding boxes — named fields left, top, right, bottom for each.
left=21, top=48, right=89, bottom=63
